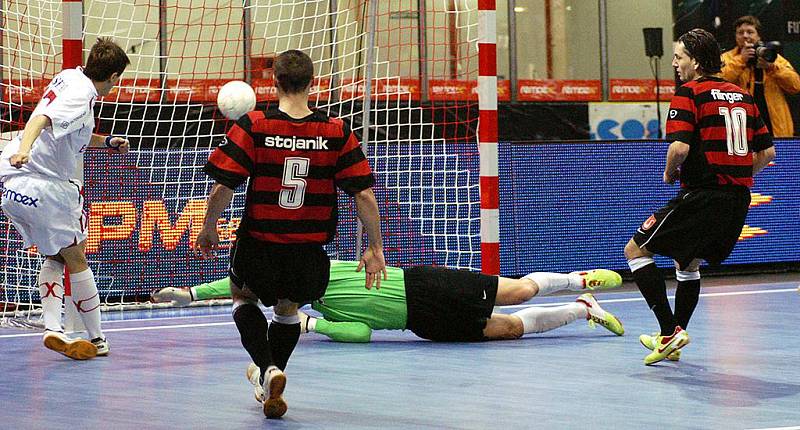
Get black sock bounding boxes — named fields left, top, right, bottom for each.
left=233, top=303, right=273, bottom=373
left=674, top=279, right=700, bottom=330
left=633, top=263, right=676, bottom=336
left=268, top=321, right=301, bottom=371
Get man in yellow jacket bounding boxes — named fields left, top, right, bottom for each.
left=721, top=15, right=800, bottom=137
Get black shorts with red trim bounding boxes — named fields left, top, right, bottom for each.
left=404, top=266, right=498, bottom=342
left=632, top=188, right=750, bottom=270
left=228, top=233, right=330, bottom=306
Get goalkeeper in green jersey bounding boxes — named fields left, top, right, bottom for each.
left=154, top=261, right=625, bottom=342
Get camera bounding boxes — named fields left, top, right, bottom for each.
left=748, top=41, right=781, bottom=65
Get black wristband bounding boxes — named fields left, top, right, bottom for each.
left=104, top=135, right=120, bottom=149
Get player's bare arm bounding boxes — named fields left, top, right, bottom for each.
left=89, top=134, right=130, bottom=153
left=195, top=182, right=234, bottom=258
left=353, top=187, right=386, bottom=289
left=752, top=146, right=776, bottom=175
left=663, top=140, right=690, bottom=184
left=9, top=115, right=50, bottom=168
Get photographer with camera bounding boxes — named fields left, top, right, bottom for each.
left=721, top=15, right=800, bottom=137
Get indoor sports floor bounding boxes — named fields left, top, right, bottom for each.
left=2, top=276, right=799, bottom=430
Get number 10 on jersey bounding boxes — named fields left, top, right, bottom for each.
left=719, top=106, right=748, bottom=156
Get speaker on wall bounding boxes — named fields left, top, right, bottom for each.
left=643, top=27, right=663, bottom=57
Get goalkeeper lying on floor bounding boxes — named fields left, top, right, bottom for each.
left=152, top=260, right=625, bottom=342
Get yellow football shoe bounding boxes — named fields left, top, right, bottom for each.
left=575, top=293, right=624, bottom=336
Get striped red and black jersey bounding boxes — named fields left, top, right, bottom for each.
left=666, top=76, right=773, bottom=189
left=203, top=109, right=374, bottom=244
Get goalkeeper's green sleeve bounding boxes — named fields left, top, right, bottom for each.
left=192, top=277, right=231, bottom=300
left=314, top=319, right=372, bottom=343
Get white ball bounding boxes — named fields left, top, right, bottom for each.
left=217, top=80, right=256, bottom=120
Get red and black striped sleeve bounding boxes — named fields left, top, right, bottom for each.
left=203, top=113, right=258, bottom=189
left=334, top=122, right=374, bottom=195
left=749, top=104, right=774, bottom=153
left=666, top=84, right=697, bottom=145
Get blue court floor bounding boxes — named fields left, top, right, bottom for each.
left=1, top=279, right=799, bottom=429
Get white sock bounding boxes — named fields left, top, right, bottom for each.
left=675, top=270, right=700, bottom=281
left=512, top=303, right=586, bottom=334
left=306, top=316, right=317, bottom=332
left=37, top=259, right=65, bottom=332
left=69, top=268, right=103, bottom=340
left=628, top=256, right=654, bottom=272
left=273, top=313, right=300, bottom=325
left=523, top=272, right=584, bottom=296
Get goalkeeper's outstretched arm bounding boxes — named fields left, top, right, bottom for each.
left=151, top=278, right=231, bottom=306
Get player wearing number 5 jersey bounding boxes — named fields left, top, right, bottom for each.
left=196, top=49, right=385, bottom=418
left=623, top=29, right=775, bottom=365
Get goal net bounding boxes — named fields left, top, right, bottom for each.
left=0, top=0, right=488, bottom=323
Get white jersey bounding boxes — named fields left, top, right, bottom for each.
left=0, top=68, right=97, bottom=181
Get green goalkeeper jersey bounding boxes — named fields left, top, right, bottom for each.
left=192, top=260, right=408, bottom=330
left=311, top=260, right=407, bottom=330
left=192, top=278, right=230, bottom=300
left=188, top=260, right=408, bottom=342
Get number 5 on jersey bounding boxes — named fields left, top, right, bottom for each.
left=279, top=157, right=310, bottom=209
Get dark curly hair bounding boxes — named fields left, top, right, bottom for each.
left=678, top=28, right=722, bottom=75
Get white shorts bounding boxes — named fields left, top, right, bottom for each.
left=0, top=174, right=87, bottom=256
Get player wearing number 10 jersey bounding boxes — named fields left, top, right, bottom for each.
left=623, top=29, right=776, bottom=365
left=196, top=49, right=386, bottom=418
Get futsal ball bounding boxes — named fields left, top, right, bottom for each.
left=217, top=80, right=256, bottom=120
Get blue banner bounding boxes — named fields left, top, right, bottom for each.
left=499, top=139, right=800, bottom=276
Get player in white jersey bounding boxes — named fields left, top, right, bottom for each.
left=0, top=38, right=130, bottom=360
